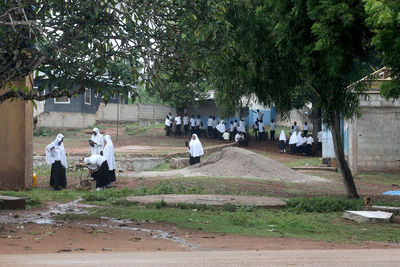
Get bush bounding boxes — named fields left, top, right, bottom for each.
left=286, top=196, right=363, bottom=213
left=34, top=126, right=58, bottom=137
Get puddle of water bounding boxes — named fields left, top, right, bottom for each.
left=84, top=218, right=201, bottom=250
left=0, top=199, right=202, bottom=250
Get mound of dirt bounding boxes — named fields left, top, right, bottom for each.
left=188, top=147, right=327, bottom=183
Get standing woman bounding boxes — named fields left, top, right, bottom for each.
left=84, top=154, right=110, bottom=191
left=90, top=128, right=104, bottom=155
left=188, top=134, right=204, bottom=165
left=279, top=130, right=287, bottom=153
left=103, top=135, right=116, bottom=187
left=288, top=130, right=298, bottom=154
left=46, top=134, right=67, bottom=190
left=165, top=115, right=171, bottom=136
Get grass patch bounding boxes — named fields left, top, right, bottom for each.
left=149, top=161, right=172, bottom=172
left=0, top=188, right=83, bottom=209
left=64, top=205, right=400, bottom=243
left=358, top=173, right=400, bottom=187
left=286, top=197, right=363, bottom=213
left=284, top=157, right=322, bottom=168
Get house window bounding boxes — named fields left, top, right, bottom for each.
left=85, top=88, right=91, bottom=105
left=54, top=96, right=70, bottom=104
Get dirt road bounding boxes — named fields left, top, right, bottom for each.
left=1, top=249, right=400, bottom=267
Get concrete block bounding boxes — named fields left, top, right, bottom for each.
left=343, top=210, right=392, bottom=223
left=0, top=195, right=26, bottom=209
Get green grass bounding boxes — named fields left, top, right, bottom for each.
left=149, top=161, right=172, bottom=172
left=284, top=157, right=322, bottom=168
left=358, top=173, right=400, bottom=186
left=0, top=188, right=83, bottom=209
left=59, top=205, right=400, bottom=243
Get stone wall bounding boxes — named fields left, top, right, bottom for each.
left=347, top=91, right=400, bottom=173
left=37, top=103, right=175, bottom=128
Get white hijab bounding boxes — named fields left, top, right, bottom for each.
left=237, top=119, right=246, bottom=132
left=103, top=135, right=115, bottom=171
left=189, top=134, right=204, bottom=157
left=296, top=132, right=304, bottom=147
left=90, top=128, right=104, bottom=155
left=46, top=134, right=68, bottom=168
left=289, top=131, right=298, bottom=145
left=279, top=130, right=286, bottom=142
left=216, top=120, right=226, bottom=133
left=84, top=154, right=106, bottom=170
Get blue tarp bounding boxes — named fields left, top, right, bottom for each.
left=382, top=191, right=400, bottom=196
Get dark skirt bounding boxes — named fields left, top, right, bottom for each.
left=91, top=161, right=111, bottom=188
left=279, top=140, right=286, bottom=151
left=189, top=156, right=200, bottom=165
left=290, top=144, right=296, bottom=154
left=109, top=169, right=116, bottom=183
left=50, top=161, right=67, bottom=189
left=306, top=144, right=312, bottom=156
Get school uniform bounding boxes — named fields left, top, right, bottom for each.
left=229, top=123, right=235, bottom=140
left=270, top=122, right=276, bottom=141
left=90, top=128, right=104, bottom=155
left=288, top=131, right=298, bottom=154
left=84, top=155, right=110, bottom=189
left=174, top=116, right=182, bottom=137
left=305, top=136, right=314, bottom=156
left=296, top=132, right=305, bottom=154
left=195, top=118, right=201, bottom=134
left=258, top=121, right=265, bottom=141
left=303, top=124, right=309, bottom=136
left=188, top=134, right=204, bottom=165
left=190, top=117, right=196, bottom=136
left=46, top=134, right=67, bottom=190
left=165, top=118, right=171, bottom=136
left=207, top=117, right=213, bottom=138
left=212, top=119, right=218, bottom=139
left=317, top=131, right=323, bottom=152
left=253, top=121, right=259, bottom=141
left=103, top=135, right=116, bottom=185
left=183, top=115, right=189, bottom=136
left=216, top=121, right=226, bottom=140
left=279, top=130, right=287, bottom=153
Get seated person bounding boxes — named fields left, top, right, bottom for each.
left=222, top=130, right=230, bottom=141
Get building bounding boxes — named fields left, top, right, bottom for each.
left=323, top=68, right=400, bottom=174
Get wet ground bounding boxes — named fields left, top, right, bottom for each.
left=1, top=200, right=400, bottom=254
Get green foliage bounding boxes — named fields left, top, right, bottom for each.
left=0, top=1, right=227, bottom=104
left=33, top=127, right=59, bottom=137
left=364, top=0, right=400, bottom=99
left=286, top=197, right=363, bottom=213
left=82, top=188, right=134, bottom=202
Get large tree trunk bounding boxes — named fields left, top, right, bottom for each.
left=331, top=111, right=359, bottom=199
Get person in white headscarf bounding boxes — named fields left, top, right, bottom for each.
left=216, top=120, right=226, bottom=140
left=84, top=154, right=110, bottom=191
left=237, top=119, right=246, bottom=133
left=90, top=128, right=104, bottom=155
left=103, top=135, right=116, bottom=187
left=288, top=130, right=298, bottom=155
left=279, top=130, right=287, bottom=153
left=46, top=134, right=67, bottom=190
left=296, top=131, right=306, bottom=155
left=188, top=134, right=204, bottom=165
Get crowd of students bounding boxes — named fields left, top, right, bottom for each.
left=45, top=128, right=116, bottom=191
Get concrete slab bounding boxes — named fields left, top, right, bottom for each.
left=343, top=210, right=393, bottom=223
left=363, top=206, right=400, bottom=213
left=291, top=166, right=338, bottom=172
left=0, top=195, right=26, bottom=210
left=126, top=194, right=286, bottom=208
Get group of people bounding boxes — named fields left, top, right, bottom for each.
left=45, top=128, right=116, bottom=191
left=278, top=121, right=322, bottom=156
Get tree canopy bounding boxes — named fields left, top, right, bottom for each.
left=0, top=0, right=226, bottom=104
left=364, top=0, right=400, bottom=99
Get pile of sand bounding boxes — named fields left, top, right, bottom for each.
left=187, top=147, right=327, bottom=183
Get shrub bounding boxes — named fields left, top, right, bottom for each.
left=286, top=196, right=363, bottom=213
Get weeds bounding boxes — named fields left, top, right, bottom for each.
left=286, top=196, right=363, bottom=213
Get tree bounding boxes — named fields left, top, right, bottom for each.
left=209, top=0, right=376, bottom=198
left=364, top=0, right=400, bottom=99
left=0, top=0, right=226, bottom=104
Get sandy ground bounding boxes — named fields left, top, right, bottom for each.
left=2, top=249, right=400, bottom=267
left=130, top=147, right=328, bottom=184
